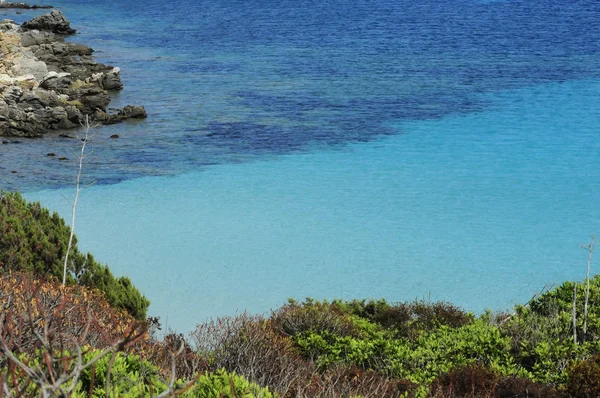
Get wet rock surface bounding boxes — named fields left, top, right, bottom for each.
left=0, top=10, right=146, bottom=137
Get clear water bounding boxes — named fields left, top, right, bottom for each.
left=3, top=0, right=600, bottom=332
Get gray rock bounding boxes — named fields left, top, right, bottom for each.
left=21, top=10, right=76, bottom=35
left=119, top=105, right=147, bottom=119
left=100, top=68, right=123, bottom=90
left=40, top=71, right=71, bottom=90
left=1, top=11, right=145, bottom=137
left=69, top=86, right=111, bottom=113
left=0, top=19, right=19, bottom=31
left=10, top=52, right=48, bottom=80
left=2, top=86, right=23, bottom=105
left=20, top=30, right=56, bottom=47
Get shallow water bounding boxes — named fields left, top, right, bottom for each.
left=26, top=80, right=600, bottom=332
left=2, top=0, right=600, bottom=331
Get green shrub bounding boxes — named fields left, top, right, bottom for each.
left=396, top=320, right=517, bottom=385
left=77, top=351, right=167, bottom=397
left=499, top=279, right=600, bottom=385
left=77, top=350, right=273, bottom=397
left=0, top=191, right=149, bottom=319
left=271, top=298, right=359, bottom=338
left=527, top=278, right=600, bottom=341
left=341, top=298, right=473, bottom=340
left=192, top=369, right=275, bottom=398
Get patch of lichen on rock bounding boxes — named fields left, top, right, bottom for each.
left=0, top=30, right=21, bottom=75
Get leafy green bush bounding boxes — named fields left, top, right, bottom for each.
left=281, top=300, right=508, bottom=385
left=499, top=278, right=600, bottom=384
left=272, top=298, right=359, bottom=338
left=341, top=299, right=473, bottom=340
left=527, top=277, right=600, bottom=341
left=192, top=369, right=275, bottom=398
left=395, top=320, right=517, bottom=385
left=77, top=351, right=167, bottom=397
left=77, top=351, right=274, bottom=397
left=0, top=191, right=149, bottom=319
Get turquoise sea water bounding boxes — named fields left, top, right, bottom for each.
left=3, top=0, right=600, bottom=331
left=26, top=80, right=600, bottom=332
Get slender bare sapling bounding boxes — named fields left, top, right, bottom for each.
left=63, top=115, right=96, bottom=286
left=581, top=235, right=597, bottom=341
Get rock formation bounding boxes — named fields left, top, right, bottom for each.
left=0, top=10, right=146, bottom=137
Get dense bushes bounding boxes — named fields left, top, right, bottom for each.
left=0, top=191, right=149, bottom=319
left=0, top=273, right=272, bottom=397
left=340, top=298, right=473, bottom=340
left=429, top=363, right=558, bottom=398
left=4, top=190, right=600, bottom=396
left=0, top=272, right=140, bottom=350
left=195, top=295, right=600, bottom=397
left=3, top=270, right=600, bottom=396
left=564, top=355, right=600, bottom=398
left=77, top=352, right=274, bottom=398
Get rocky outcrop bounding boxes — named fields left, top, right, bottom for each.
left=0, top=3, right=53, bottom=9
left=21, top=10, right=75, bottom=34
left=0, top=11, right=146, bottom=137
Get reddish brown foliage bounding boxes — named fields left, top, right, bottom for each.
left=430, top=364, right=557, bottom=398
left=136, top=331, right=208, bottom=380
left=565, top=355, right=600, bottom=398
left=271, top=300, right=358, bottom=338
left=192, top=313, right=415, bottom=398
left=0, top=272, right=147, bottom=396
left=0, top=272, right=142, bottom=353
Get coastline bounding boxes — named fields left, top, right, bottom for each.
left=0, top=2, right=53, bottom=9
left=0, top=8, right=146, bottom=138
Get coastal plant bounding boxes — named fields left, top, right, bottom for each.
left=192, top=313, right=311, bottom=394
left=0, top=273, right=205, bottom=397
left=191, top=369, right=275, bottom=398
left=428, top=363, right=557, bottom=398
left=521, top=276, right=600, bottom=341
left=0, top=190, right=149, bottom=319
left=0, top=272, right=139, bottom=350
left=564, top=355, right=600, bottom=397
left=0, top=273, right=148, bottom=397
left=139, top=329, right=208, bottom=381
left=340, top=298, right=473, bottom=340
left=192, top=313, right=413, bottom=397
left=271, top=298, right=359, bottom=338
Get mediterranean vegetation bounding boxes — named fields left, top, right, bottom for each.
left=1, top=191, right=600, bottom=397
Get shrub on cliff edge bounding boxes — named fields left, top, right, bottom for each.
left=0, top=191, right=149, bottom=319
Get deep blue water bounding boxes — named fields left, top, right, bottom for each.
left=3, top=0, right=599, bottom=189
left=2, top=0, right=600, bottom=332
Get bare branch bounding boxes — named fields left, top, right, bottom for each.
left=581, top=235, right=597, bottom=342
left=63, top=115, right=94, bottom=286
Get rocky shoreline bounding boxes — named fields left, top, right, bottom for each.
left=0, top=9, right=146, bottom=137
left=0, top=3, right=53, bottom=10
